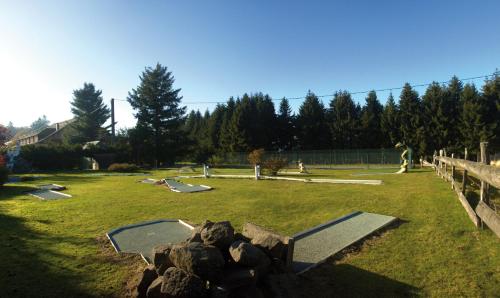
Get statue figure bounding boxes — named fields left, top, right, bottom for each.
left=395, top=142, right=409, bottom=173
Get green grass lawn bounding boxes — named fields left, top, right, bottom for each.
left=0, top=168, right=498, bottom=297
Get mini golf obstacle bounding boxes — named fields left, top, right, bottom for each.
left=138, top=178, right=160, bottom=184
left=107, top=219, right=194, bottom=262
left=163, top=179, right=213, bottom=193
left=290, top=211, right=397, bottom=274
left=38, top=183, right=66, bottom=191
left=29, top=189, right=72, bottom=200
left=179, top=165, right=383, bottom=185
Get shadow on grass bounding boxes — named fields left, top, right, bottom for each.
left=298, top=219, right=418, bottom=297
left=0, top=185, right=38, bottom=201
left=299, top=263, right=420, bottom=297
left=0, top=211, right=92, bottom=297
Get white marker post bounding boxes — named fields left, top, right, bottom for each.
left=203, top=164, right=210, bottom=178
left=255, top=165, right=261, bottom=180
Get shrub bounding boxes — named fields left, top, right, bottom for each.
left=248, top=149, right=265, bottom=166
left=207, top=154, right=224, bottom=167
left=0, top=166, right=8, bottom=186
left=262, top=157, right=288, bottom=176
left=107, top=163, right=139, bottom=172
left=20, top=143, right=83, bottom=170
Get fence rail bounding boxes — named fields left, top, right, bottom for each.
left=433, top=142, right=500, bottom=238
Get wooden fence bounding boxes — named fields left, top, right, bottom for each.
left=433, top=142, right=500, bottom=238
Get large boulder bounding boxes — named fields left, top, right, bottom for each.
left=136, top=264, right=158, bottom=298
left=229, top=240, right=269, bottom=267
left=201, top=221, right=234, bottom=250
left=170, top=242, right=225, bottom=282
left=228, top=285, right=264, bottom=298
left=241, top=223, right=289, bottom=260
left=188, top=220, right=214, bottom=243
left=152, top=244, right=174, bottom=275
left=161, top=267, right=206, bottom=298
left=146, top=277, right=166, bottom=298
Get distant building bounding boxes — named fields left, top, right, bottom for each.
left=7, top=119, right=74, bottom=147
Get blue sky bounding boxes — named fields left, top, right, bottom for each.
left=1, top=0, right=499, bottom=129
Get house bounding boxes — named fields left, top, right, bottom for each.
left=8, top=119, right=74, bottom=146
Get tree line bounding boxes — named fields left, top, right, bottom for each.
left=183, top=75, right=499, bottom=162
left=2, top=63, right=498, bottom=166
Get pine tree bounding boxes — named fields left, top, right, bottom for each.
left=228, top=95, right=253, bottom=151
left=398, top=83, right=425, bottom=156
left=297, top=91, right=328, bottom=149
left=460, top=83, right=495, bottom=151
left=359, top=91, right=383, bottom=148
left=381, top=93, right=400, bottom=147
left=328, top=90, right=359, bottom=149
left=254, top=94, right=276, bottom=149
left=277, top=98, right=295, bottom=150
left=481, top=73, right=500, bottom=148
left=219, top=97, right=236, bottom=152
left=445, top=76, right=463, bottom=150
left=30, top=115, right=50, bottom=132
left=70, top=82, right=110, bottom=143
left=422, top=82, right=448, bottom=153
left=127, top=63, right=186, bottom=165
left=207, top=104, right=225, bottom=150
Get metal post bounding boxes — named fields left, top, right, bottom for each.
left=111, top=98, right=115, bottom=138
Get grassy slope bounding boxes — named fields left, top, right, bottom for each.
left=0, top=168, right=498, bottom=297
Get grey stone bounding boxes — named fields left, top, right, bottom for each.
left=146, top=277, right=166, bottom=298
left=170, top=242, right=225, bottom=282
left=229, top=240, right=269, bottom=268
left=228, top=285, right=264, bottom=298
left=136, top=264, right=158, bottom=298
left=187, top=220, right=213, bottom=243
left=201, top=221, right=234, bottom=250
left=241, top=223, right=289, bottom=260
left=161, top=267, right=206, bottom=298
left=152, top=244, right=174, bottom=269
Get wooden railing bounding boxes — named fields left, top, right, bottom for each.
left=433, top=142, right=500, bottom=238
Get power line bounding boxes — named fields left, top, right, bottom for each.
left=113, top=71, right=498, bottom=105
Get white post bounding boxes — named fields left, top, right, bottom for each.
left=203, top=164, right=210, bottom=178
left=255, top=165, right=260, bottom=180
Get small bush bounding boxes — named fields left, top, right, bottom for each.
left=107, top=163, right=139, bottom=172
left=207, top=154, right=224, bottom=167
left=262, top=157, right=288, bottom=176
left=0, top=166, right=8, bottom=186
left=248, top=149, right=265, bottom=166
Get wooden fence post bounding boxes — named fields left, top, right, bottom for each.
left=443, top=149, right=448, bottom=177
left=461, top=148, right=468, bottom=195
left=451, top=153, right=455, bottom=189
left=480, top=142, right=490, bottom=204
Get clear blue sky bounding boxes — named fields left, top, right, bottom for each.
left=1, top=0, right=499, bottom=129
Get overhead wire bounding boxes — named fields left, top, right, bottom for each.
left=112, top=71, right=498, bottom=105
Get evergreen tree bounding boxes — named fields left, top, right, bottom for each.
left=276, top=98, right=295, bottom=150
left=460, top=83, right=495, bottom=151
left=359, top=91, right=383, bottom=148
left=219, top=97, right=236, bottom=151
left=422, top=82, right=448, bottom=153
left=481, top=73, right=500, bottom=148
left=398, top=83, right=425, bottom=156
left=445, top=76, right=463, bottom=150
left=297, top=91, right=328, bottom=149
left=329, top=90, right=359, bottom=149
left=70, top=82, right=110, bottom=143
left=127, top=64, right=186, bottom=165
left=254, top=94, right=276, bottom=149
left=30, top=115, right=50, bottom=132
left=228, top=95, right=253, bottom=151
left=207, top=104, right=225, bottom=150
left=381, top=93, right=400, bottom=147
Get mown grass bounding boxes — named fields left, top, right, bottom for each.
left=0, top=168, right=498, bottom=297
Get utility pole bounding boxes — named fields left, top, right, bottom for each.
left=111, top=98, right=115, bottom=138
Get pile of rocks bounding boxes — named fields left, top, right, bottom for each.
left=135, top=220, right=298, bottom=298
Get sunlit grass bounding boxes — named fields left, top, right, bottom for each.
left=0, top=168, right=498, bottom=296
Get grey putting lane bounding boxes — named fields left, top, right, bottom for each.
left=107, top=220, right=194, bottom=262
left=29, top=189, right=72, bottom=200
left=164, top=179, right=212, bottom=193
left=292, top=211, right=396, bottom=273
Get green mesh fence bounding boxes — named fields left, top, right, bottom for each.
left=211, top=149, right=401, bottom=167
